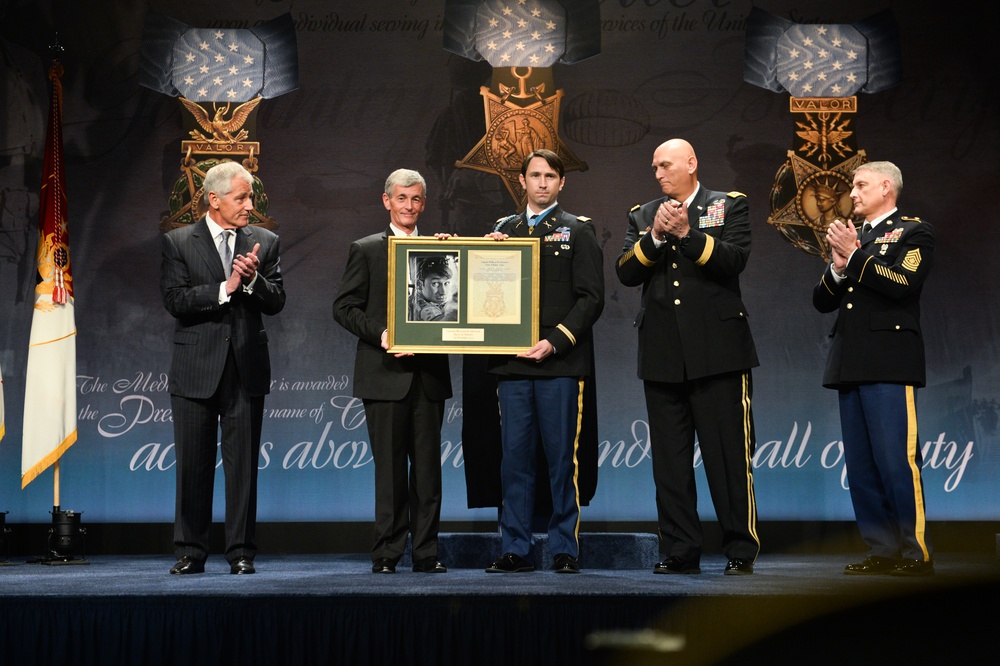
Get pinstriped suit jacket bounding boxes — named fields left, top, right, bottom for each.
left=160, top=217, right=285, bottom=399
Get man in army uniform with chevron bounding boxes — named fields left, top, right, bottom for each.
left=815, top=161, right=936, bottom=577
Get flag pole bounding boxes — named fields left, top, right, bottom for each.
left=49, top=32, right=66, bottom=522
left=21, top=34, right=87, bottom=565
left=50, top=35, right=64, bottom=523
left=44, top=36, right=85, bottom=565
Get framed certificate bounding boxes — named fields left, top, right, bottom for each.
left=386, top=236, right=540, bottom=354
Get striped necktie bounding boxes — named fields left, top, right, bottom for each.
left=219, top=230, right=233, bottom=278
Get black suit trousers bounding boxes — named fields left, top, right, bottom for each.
left=363, top=372, right=445, bottom=564
left=644, top=370, right=759, bottom=563
left=172, top=349, right=263, bottom=562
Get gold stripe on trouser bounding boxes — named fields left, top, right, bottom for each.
left=741, top=371, right=760, bottom=552
left=571, top=379, right=584, bottom=545
left=906, top=385, right=931, bottom=561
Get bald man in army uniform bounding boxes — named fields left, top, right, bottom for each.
left=616, top=138, right=761, bottom=576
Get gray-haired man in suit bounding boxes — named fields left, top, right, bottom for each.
left=334, top=169, right=452, bottom=574
left=161, top=161, right=285, bottom=575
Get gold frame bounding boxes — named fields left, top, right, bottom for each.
left=386, top=236, right=540, bottom=354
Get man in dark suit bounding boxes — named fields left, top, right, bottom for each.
left=484, top=149, right=604, bottom=575
left=814, top=161, right=935, bottom=577
left=616, top=138, right=760, bottom=576
left=333, top=169, right=452, bottom=574
left=160, top=161, right=285, bottom=575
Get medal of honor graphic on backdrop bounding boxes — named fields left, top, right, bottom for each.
left=443, top=0, right=600, bottom=209
left=137, top=12, right=299, bottom=231
left=743, top=7, right=902, bottom=262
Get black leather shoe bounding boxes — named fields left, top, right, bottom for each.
left=889, top=559, right=935, bottom=577
left=413, top=558, right=447, bottom=573
left=844, top=555, right=899, bottom=575
left=230, top=556, right=255, bottom=575
left=372, top=558, right=396, bottom=574
left=653, top=556, right=700, bottom=574
left=169, top=555, right=205, bottom=575
left=724, top=558, right=754, bottom=575
left=486, top=552, right=535, bottom=573
left=552, top=553, right=580, bottom=574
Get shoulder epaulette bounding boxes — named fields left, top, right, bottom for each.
left=901, top=216, right=923, bottom=223
left=630, top=204, right=641, bottom=212
left=577, top=215, right=592, bottom=222
left=727, top=191, right=747, bottom=198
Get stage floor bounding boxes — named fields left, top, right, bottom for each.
left=2, top=552, right=998, bottom=665
left=2, top=551, right=997, bottom=597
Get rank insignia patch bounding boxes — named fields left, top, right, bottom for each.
left=901, top=248, right=922, bottom=272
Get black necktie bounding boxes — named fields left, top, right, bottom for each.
left=861, top=221, right=872, bottom=240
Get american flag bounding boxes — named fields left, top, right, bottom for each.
left=172, top=28, right=265, bottom=102
left=775, top=24, right=868, bottom=98
left=474, top=0, right=567, bottom=68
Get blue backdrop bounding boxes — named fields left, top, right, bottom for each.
left=0, top=0, right=997, bottom=524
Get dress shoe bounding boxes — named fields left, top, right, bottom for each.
left=486, top=552, right=535, bottom=573
left=169, top=555, right=205, bottom=575
left=724, top=558, right=754, bottom=575
left=413, top=557, right=448, bottom=573
left=552, top=553, right=580, bottom=574
left=889, top=558, right=935, bottom=577
left=230, top=556, right=255, bottom=575
left=844, top=555, right=900, bottom=575
left=372, top=558, right=396, bottom=574
left=653, top=556, right=700, bottom=575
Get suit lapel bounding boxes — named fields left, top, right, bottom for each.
left=193, top=217, right=227, bottom=280
left=506, top=212, right=530, bottom=237
left=235, top=225, right=254, bottom=259
left=862, top=212, right=898, bottom=247
left=521, top=206, right=560, bottom=237
left=534, top=207, right=559, bottom=237
left=689, top=188, right=710, bottom=228
left=860, top=223, right=875, bottom=247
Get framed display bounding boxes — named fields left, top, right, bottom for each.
left=386, top=236, right=540, bottom=354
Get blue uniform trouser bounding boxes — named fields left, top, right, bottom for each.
left=497, top=376, right=583, bottom=560
left=839, top=383, right=932, bottom=562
